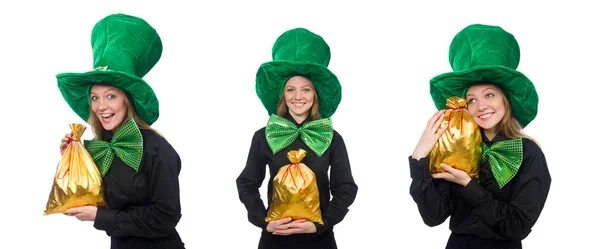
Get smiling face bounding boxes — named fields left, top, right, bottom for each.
left=283, top=76, right=316, bottom=123
left=466, top=84, right=507, bottom=138
left=89, top=84, right=128, bottom=132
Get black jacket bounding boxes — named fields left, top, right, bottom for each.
left=409, top=131, right=551, bottom=243
left=236, top=114, right=358, bottom=249
left=93, top=129, right=185, bottom=248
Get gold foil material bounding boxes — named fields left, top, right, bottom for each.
left=44, top=124, right=106, bottom=215
left=429, top=96, right=482, bottom=179
left=266, top=149, right=324, bottom=224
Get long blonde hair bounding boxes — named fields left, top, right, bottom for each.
left=88, top=86, right=158, bottom=140
left=497, top=91, right=539, bottom=145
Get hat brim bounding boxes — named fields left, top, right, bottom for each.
left=430, top=65, right=538, bottom=128
left=256, top=61, right=341, bottom=118
left=57, top=70, right=159, bottom=125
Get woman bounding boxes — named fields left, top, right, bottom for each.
left=56, top=13, right=185, bottom=249
left=409, top=24, right=551, bottom=249
left=236, top=28, right=358, bottom=249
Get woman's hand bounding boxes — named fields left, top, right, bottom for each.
left=59, top=132, right=73, bottom=155
left=266, top=217, right=293, bottom=233
left=411, top=111, right=447, bottom=160
left=66, top=206, right=98, bottom=221
left=272, top=219, right=317, bottom=236
left=432, top=163, right=472, bottom=187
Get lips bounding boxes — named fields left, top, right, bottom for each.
left=99, top=113, right=115, bottom=122
left=292, top=102, right=306, bottom=107
left=478, top=113, right=493, bottom=120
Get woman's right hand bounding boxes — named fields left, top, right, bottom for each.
left=266, top=217, right=292, bottom=233
left=411, top=111, right=447, bottom=160
left=60, top=132, right=73, bottom=155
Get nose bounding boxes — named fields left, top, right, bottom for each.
left=294, top=91, right=302, bottom=100
left=96, top=98, right=108, bottom=111
left=476, top=99, right=491, bottom=112
left=467, top=100, right=484, bottom=114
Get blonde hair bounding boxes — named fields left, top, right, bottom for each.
left=276, top=83, right=322, bottom=120
left=498, top=93, right=538, bottom=145
left=88, top=85, right=159, bottom=140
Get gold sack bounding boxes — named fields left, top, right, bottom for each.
left=44, top=123, right=106, bottom=215
left=266, top=149, right=323, bottom=224
left=429, top=96, right=482, bottom=179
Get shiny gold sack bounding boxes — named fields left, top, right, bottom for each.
left=429, top=96, right=483, bottom=179
left=44, top=123, right=106, bottom=215
left=266, top=149, right=323, bottom=224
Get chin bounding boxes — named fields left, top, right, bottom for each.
left=102, top=124, right=116, bottom=131
left=102, top=116, right=126, bottom=131
left=293, top=111, right=310, bottom=117
left=480, top=121, right=502, bottom=132
left=481, top=125, right=495, bottom=130
left=474, top=120, right=494, bottom=129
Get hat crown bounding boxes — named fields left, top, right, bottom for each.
left=449, top=24, right=520, bottom=71
left=91, top=14, right=162, bottom=78
left=271, top=28, right=331, bottom=67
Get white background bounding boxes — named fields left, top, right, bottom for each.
left=0, top=0, right=597, bottom=248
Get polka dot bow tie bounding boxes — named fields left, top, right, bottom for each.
left=481, top=138, right=523, bottom=189
left=84, top=118, right=143, bottom=176
left=265, top=114, right=333, bottom=157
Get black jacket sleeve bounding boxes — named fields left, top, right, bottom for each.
left=315, top=132, right=358, bottom=235
left=236, top=131, right=269, bottom=230
left=409, top=156, right=455, bottom=227
left=461, top=139, right=552, bottom=240
left=94, top=143, right=183, bottom=238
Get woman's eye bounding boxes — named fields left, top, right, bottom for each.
left=91, top=96, right=98, bottom=101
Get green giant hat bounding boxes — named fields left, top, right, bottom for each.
left=57, top=13, right=162, bottom=125
left=256, top=28, right=341, bottom=119
left=430, top=24, right=538, bottom=128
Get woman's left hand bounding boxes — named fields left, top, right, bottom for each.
left=432, top=163, right=472, bottom=187
left=66, top=206, right=98, bottom=221
left=272, top=219, right=317, bottom=236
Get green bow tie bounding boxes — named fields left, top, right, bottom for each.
left=481, top=138, right=523, bottom=189
left=265, top=114, right=333, bottom=157
left=84, top=118, right=143, bottom=176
